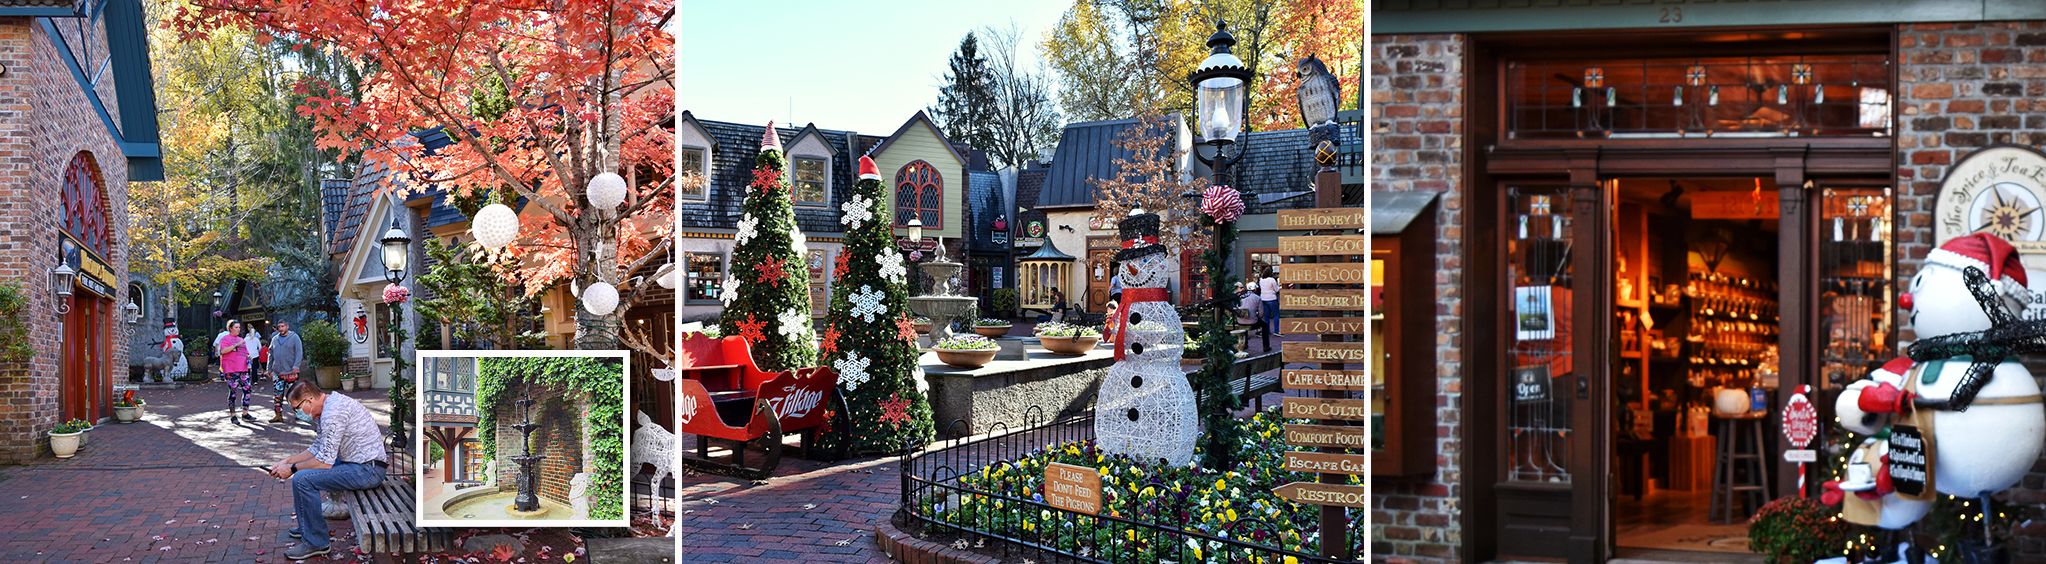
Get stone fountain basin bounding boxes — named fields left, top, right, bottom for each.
left=907, top=295, right=978, bottom=319
left=441, top=488, right=573, bottom=520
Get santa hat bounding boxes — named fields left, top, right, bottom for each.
left=1927, top=233, right=2030, bottom=296
left=858, top=155, right=881, bottom=181
left=761, top=121, right=783, bottom=153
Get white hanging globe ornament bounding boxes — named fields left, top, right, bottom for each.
left=471, top=203, right=520, bottom=250
left=654, top=263, right=677, bottom=289
left=587, top=172, right=628, bottom=214
left=581, top=281, right=620, bottom=315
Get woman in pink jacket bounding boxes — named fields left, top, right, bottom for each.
left=218, top=320, right=254, bottom=422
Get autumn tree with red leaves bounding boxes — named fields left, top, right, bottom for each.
left=173, top=0, right=677, bottom=350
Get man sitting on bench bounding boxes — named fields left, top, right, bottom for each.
left=267, top=380, right=387, bottom=560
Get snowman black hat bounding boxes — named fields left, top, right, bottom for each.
left=1926, top=233, right=2030, bottom=298
left=1115, top=210, right=1167, bottom=262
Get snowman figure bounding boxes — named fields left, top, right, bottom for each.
left=1093, top=211, right=1198, bottom=466
left=1826, top=357, right=1932, bottom=532
left=1839, top=233, right=2046, bottom=504
left=159, top=320, right=188, bottom=382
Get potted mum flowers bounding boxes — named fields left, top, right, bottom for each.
left=48, top=419, right=91, bottom=458
left=113, top=390, right=144, bottom=423
left=933, top=335, right=1001, bottom=369
left=1034, top=322, right=1101, bottom=356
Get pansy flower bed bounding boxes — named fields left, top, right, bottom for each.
left=913, top=409, right=1364, bottom=562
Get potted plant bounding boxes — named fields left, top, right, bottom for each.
left=300, top=319, right=348, bottom=389
left=113, top=390, right=144, bottom=423
left=912, top=316, right=932, bottom=334
left=933, top=335, right=1001, bottom=369
left=48, top=419, right=90, bottom=458
left=971, top=318, right=1013, bottom=338
left=341, top=371, right=366, bottom=392
left=1182, top=332, right=1204, bottom=360
left=1035, top=322, right=1101, bottom=356
left=1748, top=496, right=1849, bottom=563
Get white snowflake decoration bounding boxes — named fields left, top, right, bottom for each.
left=840, top=195, right=875, bottom=229
left=833, top=352, right=872, bottom=391
left=791, top=224, right=807, bottom=253
left=719, top=274, right=740, bottom=306
left=877, top=249, right=907, bottom=284
left=735, top=214, right=760, bottom=245
left=777, top=309, right=810, bottom=341
left=848, top=285, right=887, bottom=322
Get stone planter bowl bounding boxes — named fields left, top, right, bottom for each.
left=913, top=322, right=933, bottom=334
left=972, top=324, right=1012, bottom=338
left=935, top=348, right=1000, bottom=369
left=49, top=431, right=81, bottom=458
left=114, top=404, right=142, bottom=423
left=1038, top=336, right=1100, bottom=356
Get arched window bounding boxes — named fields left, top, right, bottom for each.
left=128, top=283, right=147, bottom=321
left=62, top=152, right=112, bottom=257
left=894, top=160, right=943, bottom=229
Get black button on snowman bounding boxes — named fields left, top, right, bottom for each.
left=1094, top=210, right=1198, bottom=466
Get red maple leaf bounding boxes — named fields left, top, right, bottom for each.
left=879, top=393, right=912, bottom=428
left=753, top=255, right=790, bottom=287
left=751, top=167, right=782, bottom=193
left=821, top=325, right=841, bottom=354
left=832, top=252, right=850, bottom=279
left=895, top=314, right=918, bottom=342
left=735, top=314, right=767, bottom=345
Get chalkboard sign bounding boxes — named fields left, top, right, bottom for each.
left=1889, top=424, right=1931, bottom=499
left=1513, top=365, right=1552, bottom=403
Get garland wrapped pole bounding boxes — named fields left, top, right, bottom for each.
left=1195, top=185, right=1248, bottom=470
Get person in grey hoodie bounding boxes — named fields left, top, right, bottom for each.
left=267, top=320, right=306, bottom=423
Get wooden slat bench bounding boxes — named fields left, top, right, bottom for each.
left=341, top=481, right=450, bottom=554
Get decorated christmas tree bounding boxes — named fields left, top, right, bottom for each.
left=821, top=156, right=935, bottom=454
left=719, top=122, right=816, bottom=372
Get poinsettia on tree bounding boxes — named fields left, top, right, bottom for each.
left=821, top=156, right=934, bottom=454
left=719, top=123, right=816, bottom=372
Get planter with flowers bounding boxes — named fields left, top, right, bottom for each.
left=912, top=316, right=933, bottom=334
left=971, top=318, right=1013, bottom=338
left=1747, top=496, right=1849, bottom=563
left=1034, top=322, right=1101, bottom=356
left=48, top=419, right=91, bottom=458
left=113, top=390, right=144, bottom=423
left=933, top=335, right=1001, bottom=369
left=341, top=370, right=367, bottom=392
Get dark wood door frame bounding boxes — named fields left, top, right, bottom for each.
left=1474, top=142, right=1889, bottom=561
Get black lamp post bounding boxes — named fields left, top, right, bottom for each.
left=1187, top=19, right=1252, bottom=474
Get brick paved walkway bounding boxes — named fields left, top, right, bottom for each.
left=0, top=381, right=392, bottom=562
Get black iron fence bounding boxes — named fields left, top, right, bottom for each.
left=895, top=407, right=1350, bottom=563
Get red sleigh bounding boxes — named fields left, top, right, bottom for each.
left=676, top=334, right=842, bottom=478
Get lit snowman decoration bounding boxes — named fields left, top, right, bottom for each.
left=1093, top=210, right=1198, bottom=466
left=1838, top=233, right=2045, bottom=512
left=1828, top=357, right=1931, bottom=531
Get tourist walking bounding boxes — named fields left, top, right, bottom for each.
left=219, top=320, right=254, bottom=422
left=267, top=320, right=305, bottom=423
left=1237, top=281, right=1268, bottom=352
left=269, top=380, right=387, bottom=560
left=1258, top=268, right=1281, bottom=340
left=248, top=323, right=266, bottom=383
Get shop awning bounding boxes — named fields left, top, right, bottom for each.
left=1018, top=238, right=1076, bottom=262
left=1373, top=191, right=1439, bottom=236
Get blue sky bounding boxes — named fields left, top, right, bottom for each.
left=679, top=0, right=1071, bottom=134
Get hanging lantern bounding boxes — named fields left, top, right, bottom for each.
left=581, top=281, right=619, bottom=315
left=587, top=172, right=628, bottom=214
left=654, top=263, right=677, bottom=289
left=472, top=203, right=520, bottom=250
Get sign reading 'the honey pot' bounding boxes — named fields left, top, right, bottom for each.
left=1272, top=213, right=1368, bottom=511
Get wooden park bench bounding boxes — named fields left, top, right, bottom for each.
left=341, top=480, right=451, bottom=554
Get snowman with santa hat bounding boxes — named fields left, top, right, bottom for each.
left=1835, top=232, right=2046, bottom=560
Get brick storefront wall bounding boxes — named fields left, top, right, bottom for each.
left=491, top=384, right=586, bottom=507
left=1370, top=33, right=1466, bottom=562
left=0, top=17, right=133, bottom=463
left=1895, top=21, right=2046, bottom=560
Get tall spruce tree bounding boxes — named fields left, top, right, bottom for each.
left=822, top=156, right=935, bottom=454
left=718, top=122, right=816, bottom=372
left=930, top=33, right=998, bottom=153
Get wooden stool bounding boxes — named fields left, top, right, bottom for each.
left=1709, top=412, right=1772, bottom=523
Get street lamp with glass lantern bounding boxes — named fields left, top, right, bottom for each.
left=380, top=217, right=412, bottom=285
left=1187, top=19, right=1250, bottom=321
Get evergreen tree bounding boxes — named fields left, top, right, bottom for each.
left=930, top=33, right=998, bottom=153
left=822, top=156, right=935, bottom=454
left=719, top=122, right=816, bottom=372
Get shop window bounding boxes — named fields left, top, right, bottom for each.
left=680, top=147, right=709, bottom=200
left=683, top=252, right=725, bottom=304
left=792, top=156, right=829, bottom=204
left=894, top=160, right=943, bottom=228
left=1817, top=187, right=1894, bottom=390
left=1504, top=186, right=1574, bottom=483
left=1506, top=54, right=1892, bottom=139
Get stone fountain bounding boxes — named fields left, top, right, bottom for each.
left=506, top=382, right=548, bottom=517
left=906, top=239, right=977, bottom=347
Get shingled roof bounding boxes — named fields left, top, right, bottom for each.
left=1038, top=116, right=1182, bottom=209
left=1012, top=164, right=1049, bottom=242
left=1226, top=125, right=1364, bottom=215
left=326, top=130, right=466, bottom=257
left=682, top=112, right=859, bottom=235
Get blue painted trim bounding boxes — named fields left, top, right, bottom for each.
left=0, top=7, right=80, bottom=17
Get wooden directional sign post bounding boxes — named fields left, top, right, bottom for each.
left=1273, top=205, right=1366, bottom=560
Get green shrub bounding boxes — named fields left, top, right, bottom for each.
left=0, top=282, right=29, bottom=363
left=990, top=288, right=1018, bottom=318
left=1748, top=496, right=1848, bottom=563
left=299, top=319, right=348, bottom=368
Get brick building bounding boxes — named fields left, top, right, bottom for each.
left=0, top=0, right=162, bottom=462
left=1376, top=2, right=2046, bottom=561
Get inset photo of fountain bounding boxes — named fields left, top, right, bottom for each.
left=414, top=351, right=633, bottom=528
